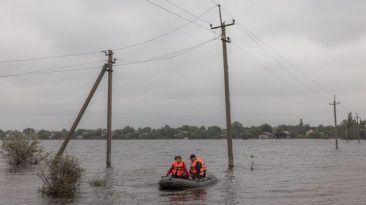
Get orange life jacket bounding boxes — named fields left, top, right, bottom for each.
left=172, top=161, right=185, bottom=177
left=190, top=158, right=206, bottom=176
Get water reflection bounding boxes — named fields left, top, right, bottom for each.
left=3, top=140, right=366, bottom=204
left=161, top=188, right=208, bottom=204
left=92, top=167, right=120, bottom=204
left=221, top=169, right=240, bottom=205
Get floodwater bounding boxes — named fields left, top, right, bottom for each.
left=1, top=139, right=366, bottom=205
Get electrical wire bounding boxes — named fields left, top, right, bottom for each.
left=210, top=0, right=341, bottom=123
left=115, top=36, right=218, bottom=66
left=0, top=51, right=103, bottom=64
left=235, top=23, right=331, bottom=99
left=208, top=0, right=218, bottom=6
left=164, top=0, right=212, bottom=25
left=207, top=0, right=332, bottom=96
left=236, top=23, right=332, bottom=95
left=232, top=41, right=329, bottom=103
left=162, top=0, right=220, bottom=35
left=145, top=0, right=214, bottom=33
left=232, top=42, right=303, bottom=94
left=219, top=5, right=331, bottom=96
left=114, top=4, right=217, bottom=51
left=0, top=66, right=102, bottom=78
left=0, top=4, right=216, bottom=64
left=0, top=37, right=218, bottom=78
left=0, top=61, right=104, bottom=78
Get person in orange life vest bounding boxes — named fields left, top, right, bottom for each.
left=189, top=154, right=206, bottom=179
left=166, top=155, right=190, bottom=179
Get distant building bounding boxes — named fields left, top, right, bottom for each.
left=306, top=129, right=314, bottom=136
left=258, top=132, right=274, bottom=139
left=276, top=131, right=291, bottom=139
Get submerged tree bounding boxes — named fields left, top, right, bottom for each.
left=232, top=121, right=245, bottom=138
left=342, top=112, right=356, bottom=142
left=1, top=131, right=46, bottom=169
left=259, top=123, right=273, bottom=133
left=38, top=155, right=84, bottom=196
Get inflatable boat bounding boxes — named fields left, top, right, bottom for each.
left=159, top=174, right=217, bottom=190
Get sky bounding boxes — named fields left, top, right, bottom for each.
left=0, top=0, right=365, bottom=130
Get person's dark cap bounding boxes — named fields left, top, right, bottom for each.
left=175, top=155, right=182, bottom=160
left=189, top=154, right=196, bottom=159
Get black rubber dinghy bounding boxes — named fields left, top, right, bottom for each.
left=159, top=174, right=217, bottom=190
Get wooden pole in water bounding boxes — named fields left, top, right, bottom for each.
left=106, top=50, right=114, bottom=167
left=329, top=94, right=340, bottom=150
left=211, top=4, right=235, bottom=168
left=57, top=64, right=108, bottom=157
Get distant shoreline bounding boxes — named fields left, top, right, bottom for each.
left=1, top=120, right=365, bottom=141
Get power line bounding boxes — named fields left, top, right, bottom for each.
left=0, top=61, right=104, bottom=78
left=208, top=0, right=218, bottom=5
left=115, top=37, right=218, bottom=66
left=0, top=66, right=102, bottom=78
left=162, top=0, right=220, bottom=35
left=164, top=0, right=212, bottom=25
left=235, top=23, right=331, bottom=98
left=231, top=42, right=303, bottom=94
left=145, top=0, right=214, bottom=33
left=216, top=4, right=331, bottom=96
left=0, top=51, right=103, bottom=64
left=114, top=4, right=216, bottom=51
left=0, top=4, right=216, bottom=64
left=232, top=41, right=329, bottom=103
left=206, top=0, right=332, bottom=96
left=236, top=22, right=332, bottom=94
left=0, top=37, right=218, bottom=78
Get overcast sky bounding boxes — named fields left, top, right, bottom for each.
left=0, top=0, right=365, bottom=130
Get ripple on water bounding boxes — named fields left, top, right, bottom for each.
left=1, top=139, right=366, bottom=204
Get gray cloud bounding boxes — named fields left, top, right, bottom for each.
left=0, top=0, right=365, bottom=130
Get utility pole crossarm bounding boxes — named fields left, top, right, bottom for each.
left=210, top=21, right=235, bottom=30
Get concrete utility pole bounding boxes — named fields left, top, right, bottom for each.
left=329, top=94, right=340, bottom=149
left=356, top=113, right=360, bottom=143
left=106, top=50, right=114, bottom=167
left=211, top=4, right=235, bottom=168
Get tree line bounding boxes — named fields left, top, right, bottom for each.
left=1, top=114, right=365, bottom=140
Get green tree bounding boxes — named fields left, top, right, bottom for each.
left=299, top=118, right=304, bottom=127
left=341, top=112, right=356, bottom=142
left=308, top=130, right=322, bottom=139
left=38, top=129, right=52, bottom=140
left=0, top=129, right=5, bottom=139
left=191, top=126, right=207, bottom=139
left=160, top=125, right=178, bottom=138
left=23, top=128, right=35, bottom=135
left=232, top=121, right=244, bottom=138
left=52, top=129, right=68, bottom=139
left=207, top=126, right=221, bottom=138
left=259, top=123, right=273, bottom=133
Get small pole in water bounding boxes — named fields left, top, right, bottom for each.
left=329, top=94, right=340, bottom=149
left=210, top=4, right=235, bottom=169
left=250, top=155, right=254, bottom=171
left=356, top=113, right=360, bottom=143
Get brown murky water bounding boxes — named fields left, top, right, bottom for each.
left=1, top=139, right=366, bottom=204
